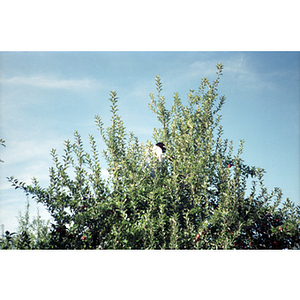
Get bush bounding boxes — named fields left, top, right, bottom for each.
left=0, top=199, right=50, bottom=249
left=6, top=63, right=300, bottom=249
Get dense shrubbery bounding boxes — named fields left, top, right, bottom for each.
left=2, top=64, right=299, bottom=249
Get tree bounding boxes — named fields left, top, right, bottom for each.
left=6, top=63, right=300, bottom=249
left=0, top=227, right=17, bottom=249
left=0, top=198, right=50, bottom=249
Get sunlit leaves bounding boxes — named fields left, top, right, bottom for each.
left=5, top=63, right=300, bottom=249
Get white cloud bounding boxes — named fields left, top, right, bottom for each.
left=188, top=60, right=222, bottom=77
left=206, top=54, right=281, bottom=91
left=0, top=142, right=55, bottom=192
left=0, top=75, right=98, bottom=90
left=188, top=54, right=251, bottom=82
left=3, top=139, right=56, bottom=164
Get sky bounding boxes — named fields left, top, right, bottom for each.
left=0, top=51, right=299, bottom=232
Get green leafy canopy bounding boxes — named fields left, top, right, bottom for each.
left=4, top=63, right=300, bottom=249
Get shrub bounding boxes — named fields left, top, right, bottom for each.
left=6, top=64, right=300, bottom=249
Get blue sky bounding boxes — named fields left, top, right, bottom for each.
left=0, top=51, right=299, bottom=231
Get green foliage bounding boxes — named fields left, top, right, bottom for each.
left=0, top=138, right=5, bottom=163
left=5, top=64, right=300, bottom=249
left=0, top=199, right=50, bottom=249
left=0, top=228, right=17, bottom=249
